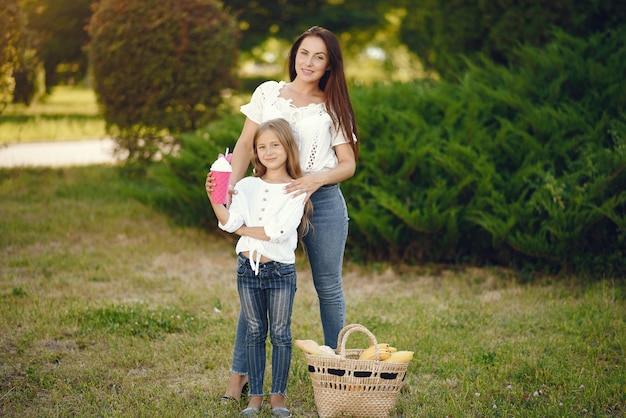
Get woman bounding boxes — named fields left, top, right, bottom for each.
left=207, top=26, right=359, bottom=409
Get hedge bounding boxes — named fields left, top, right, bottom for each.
left=154, top=27, right=625, bottom=277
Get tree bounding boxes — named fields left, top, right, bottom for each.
left=0, top=0, right=23, bottom=112
left=11, top=0, right=92, bottom=101
left=399, top=0, right=626, bottom=80
left=24, top=0, right=92, bottom=92
left=88, top=0, right=240, bottom=164
left=226, top=0, right=390, bottom=51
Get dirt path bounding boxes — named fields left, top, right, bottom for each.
left=0, top=138, right=122, bottom=167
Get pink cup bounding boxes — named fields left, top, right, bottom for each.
left=210, top=153, right=232, bottom=205
left=210, top=169, right=232, bottom=204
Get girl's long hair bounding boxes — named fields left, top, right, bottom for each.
left=252, top=118, right=312, bottom=235
left=288, top=26, right=359, bottom=160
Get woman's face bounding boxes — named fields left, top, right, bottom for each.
left=294, top=36, right=329, bottom=83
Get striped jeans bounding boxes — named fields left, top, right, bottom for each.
left=236, top=253, right=296, bottom=396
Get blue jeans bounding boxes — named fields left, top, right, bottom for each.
left=237, top=253, right=297, bottom=396
left=230, top=184, right=348, bottom=375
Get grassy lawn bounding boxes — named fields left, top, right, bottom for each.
left=0, top=86, right=106, bottom=144
left=0, top=166, right=624, bottom=417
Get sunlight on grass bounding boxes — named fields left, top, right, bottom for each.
left=13, top=86, right=100, bottom=116
left=0, top=166, right=624, bottom=417
left=73, top=302, right=203, bottom=338
left=0, top=86, right=106, bottom=143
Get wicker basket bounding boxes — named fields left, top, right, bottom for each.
left=304, top=324, right=409, bottom=418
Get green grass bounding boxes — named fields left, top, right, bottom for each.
left=1, top=166, right=624, bottom=417
left=0, top=86, right=106, bottom=144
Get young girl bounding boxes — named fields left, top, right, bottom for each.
left=208, top=118, right=309, bottom=417
left=206, top=26, right=359, bottom=405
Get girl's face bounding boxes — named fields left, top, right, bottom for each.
left=256, top=131, right=287, bottom=171
left=294, top=36, right=329, bottom=83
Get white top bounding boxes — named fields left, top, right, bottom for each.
left=241, top=80, right=354, bottom=174
left=218, top=177, right=307, bottom=273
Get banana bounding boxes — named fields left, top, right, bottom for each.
left=294, top=339, right=321, bottom=355
left=383, top=350, right=414, bottom=363
left=358, top=343, right=393, bottom=361
left=377, top=343, right=399, bottom=353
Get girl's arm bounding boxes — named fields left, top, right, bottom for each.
left=209, top=185, right=244, bottom=232
left=236, top=193, right=306, bottom=242
left=209, top=201, right=230, bottom=226
left=235, top=225, right=270, bottom=241
left=264, top=192, right=307, bottom=241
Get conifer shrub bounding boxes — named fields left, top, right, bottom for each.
left=87, top=0, right=239, bottom=164
left=345, top=27, right=625, bottom=276
left=156, top=27, right=625, bottom=277
left=151, top=112, right=245, bottom=227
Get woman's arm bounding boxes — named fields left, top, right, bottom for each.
left=283, top=142, right=356, bottom=199
left=230, top=118, right=259, bottom=186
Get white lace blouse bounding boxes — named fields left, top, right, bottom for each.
left=240, top=80, right=352, bottom=174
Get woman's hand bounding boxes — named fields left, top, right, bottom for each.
left=283, top=173, right=324, bottom=201
left=283, top=143, right=356, bottom=201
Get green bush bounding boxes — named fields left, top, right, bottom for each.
left=155, top=28, right=625, bottom=277
left=87, top=0, right=239, bottom=163
left=400, top=0, right=626, bottom=80
left=345, top=27, right=625, bottom=276
left=150, top=112, right=245, bottom=227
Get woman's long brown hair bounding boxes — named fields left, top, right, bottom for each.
left=252, top=118, right=313, bottom=235
left=288, top=26, right=359, bottom=160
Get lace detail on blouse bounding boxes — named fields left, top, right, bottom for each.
left=304, top=106, right=328, bottom=171
left=240, top=80, right=348, bottom=174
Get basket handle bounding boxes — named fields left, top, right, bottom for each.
left=335, top=323, right=363, bottom=346
left=337, top=324, right=380, bottom=360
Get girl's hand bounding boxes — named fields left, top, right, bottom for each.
left=205, top=172, right=216, bottom=199
left=205, top=172, right=236, bottom=206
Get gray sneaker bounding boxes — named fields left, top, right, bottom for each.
left=240, top=406, right=260, bottom=417
left=271, top=407, right=291, bottom=417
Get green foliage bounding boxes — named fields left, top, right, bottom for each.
left=346, top=27, right=626, bottom=275
left=150, top=112, right=246, bottom=226
left=155, top=27, right=625, bottom=276
left=400, top=0, right=626, bottom=80
left=227, top=0, right=390, bottom=52
left=87, top=0, right=240, bottom=164
left=21, top=0, right=92, bottom=92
